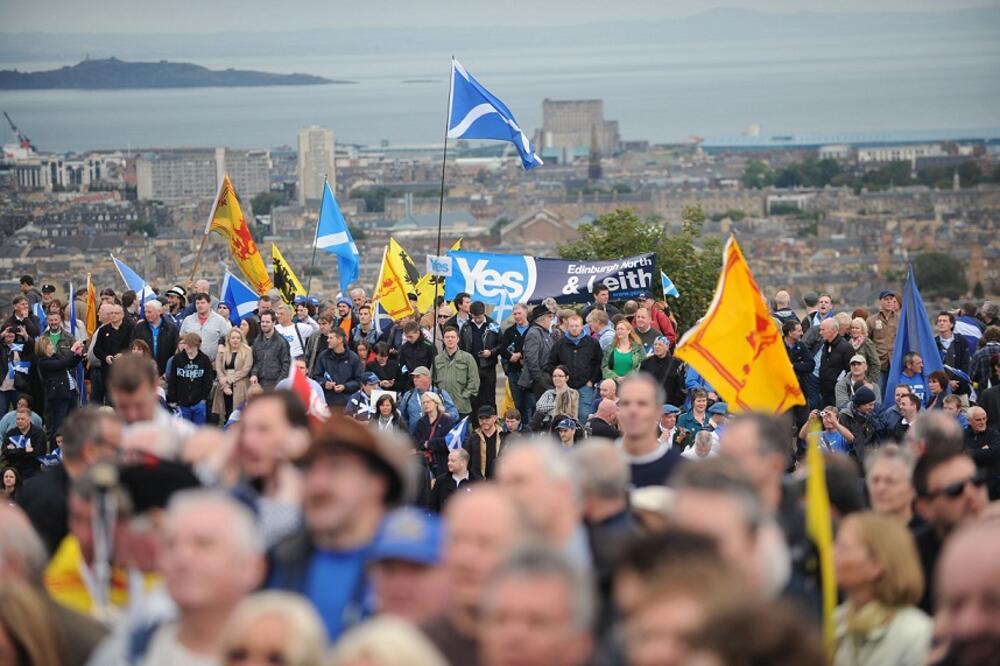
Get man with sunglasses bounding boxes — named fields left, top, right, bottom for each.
left=913, top=450, right=988, bottom=613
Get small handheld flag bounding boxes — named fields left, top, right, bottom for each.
left=110, top=255, right=157, bottom=306
left=372, top=301, right=393, bottom=336
left=220, top=270, right=260, bottom=326
left=660, top=271, right=680, bottom=298
left=314, top=180, right=360, bottom=295
left=445, top=415, right=470, bottom=451
left=448, top=59, right=543, bottom=170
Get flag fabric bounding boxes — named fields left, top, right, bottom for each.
left=110, top=255, right=157, bottom=306
left=372, top=301, right=393, bottom=336
left=220, top=270, right=259, bottom=326
left=805, top=421, right=837, bottom=658
left=374, top=239, right=417, bottom=320
left=492, top=287, right=513, bottom=324
left=288, top=361, right=330, bottom=429
left=415, top=238, right=462, bottom=313
left=85, top=274, right=98, bottom=338
left=448, top=59, right=543, bottom=170
left=500, top=378, right=516, bottom=418
left=660, top=271, right=680, bottom=298
left=271, top=243, right=306, bottom=304
left=207, top=175, right=273, bottom=295
left=674, top=236, right=805, bottom=414
left=69, top=282, right=86, bottom=406
left=882, top=266, right=944, bottom=409
left=445, top=416, right=470, bottom=451
left=32, top=301, right=47, bottom=322
left=314, top=180, right=360, bottom=295
left=955, top=314, right=983, bottom=353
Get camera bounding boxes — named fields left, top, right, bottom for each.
left=819, top=410, right=829, bottom=418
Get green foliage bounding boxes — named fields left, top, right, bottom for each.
left=127, top=219, right=157, bottom=237
left=710, top=208, right=746, bottom=222
left=860, top=161, right=914, bottom=191
left=742, top=159, right=774, bottom=189
left=490, top=217, right=511, bottom=237
left=769, top=203, right=801, bottom=216
left=557, top=207, right=722, bottom=333
left=913, top=252, right=968, bottom=300
left=774, top=157, right=842, bottom=188
left=250, top=191, right=286, bottom=216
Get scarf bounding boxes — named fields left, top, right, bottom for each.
left=851, top=334, right=867, bottom=350
left=564, top=330, right=587, bottom=345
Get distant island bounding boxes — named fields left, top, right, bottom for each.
left=0, top=57, right=351, bottom=89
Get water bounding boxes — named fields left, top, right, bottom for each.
left=2, top=29, right=999, bottom=152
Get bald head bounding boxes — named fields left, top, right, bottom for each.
left=0, top=504, right=48, bottom=587
left=819, top=317, right=839, bottom=341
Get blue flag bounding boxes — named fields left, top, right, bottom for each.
left=445, top=415, right=470, bottom=451
left=447, top=58, right=543, bottom=170
left=111, top=255, right=156, bottom=306
left=32, top=301, right=47, bottom=322
left=372, top=301, right=393, bottom=336
left=314, top=180, right=360, bottom=295
left=882, top=266, right=944, bottom=409
left=660, top=271, right=680, bottom=298
left=220, top=270, right=259, bottom=326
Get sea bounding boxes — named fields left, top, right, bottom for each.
left=2, top=29, right=999, bottom=153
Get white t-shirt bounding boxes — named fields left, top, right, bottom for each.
left=143, top=622, right=219, bottom=666
left=274, top=322, right=313, bottom=358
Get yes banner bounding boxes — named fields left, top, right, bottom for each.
left=444, top=251, right=656, bottom=306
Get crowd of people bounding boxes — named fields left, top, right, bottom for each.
left=1, top=271, right=999, bottom=666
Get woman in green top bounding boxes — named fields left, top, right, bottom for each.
left=602, top=320, right=647, bottom=382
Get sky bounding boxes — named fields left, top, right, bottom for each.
left=3, top=0, right=998, bottom=33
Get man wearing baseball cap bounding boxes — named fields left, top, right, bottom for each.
left=366, top=507, right=448, bottom=624
left=866, top=289, right=899, bottom=374
left=267, top=417, right=410, bottom=640
left=346, top=372, right=381, bottom=422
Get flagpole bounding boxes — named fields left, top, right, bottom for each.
left=190, top=176, right=226, bottom=288
left=305, top=175, right=327, bottom=299
left=432, top=58, right=455, bottom=361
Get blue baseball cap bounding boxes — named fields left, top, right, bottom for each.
left=555, top=417, right=577, bottom=430
left=293, top=295, right=307, bottom=305
left=708, top=402, right=729, bottom=415
left=369, top=508, right=443, bottom=566
left=364, top=372, right=380, bottom=385
left=662, top=404, right=680, bottom=415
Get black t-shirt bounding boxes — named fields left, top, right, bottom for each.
left=629, top=446, right=684, bottom=488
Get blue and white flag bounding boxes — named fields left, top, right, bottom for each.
left=955, top=314, right=983, bottom=354
left=445, top=415, right=470, bottom=451
left=32, top=301, right=47, bottom=322
left=7, top=433, right=29, bottom=449
left=372, top=301, right=393, bottom=336
left=492, top=288, right=513, bottom=324
left=883, top=266, right=944, bottom=409
left=38, top=448, right=62, bottom=468
left=220, top=270, right=259, bottom=326
left=447, top=58, right=543, bottom=170
left=110, top=255, right=157, bottom=306
left=660, top=271, right=680, bottom=298
left=314, top=180, right=360, bottom=294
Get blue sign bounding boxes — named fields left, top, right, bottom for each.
left=445, top=251, right=656, bottom=306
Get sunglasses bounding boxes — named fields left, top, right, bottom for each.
left=226, top=648, right=286, bottom=665
left=926, top=472, right=987, bottom=499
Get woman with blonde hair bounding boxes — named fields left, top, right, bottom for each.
left=602, top=319, right=646, bottom=382
left=220, top=591, right=327, bottom=666
left=848, top=317, right=881, bottom=384
left=329, top=616, right=447, bottom=666
left=833, top=511, right=931, bottom=666
left=212, top=327, right=254, bottom=423
left=0, top=581, right=63, bottom=666
left=531, top=365, right=580, bottom=432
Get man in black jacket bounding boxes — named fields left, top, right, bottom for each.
left=312, top=328, right=363, bottom=408
left=166, top=333, right=214, bottom=425
left=429, top=447, right=481, bottom=512
left=130, top=300, right=179, bottom=376
left=459, top=301, right=501, bottom=416
left=935, top=311, right=971, bottom=374
left=92, top=303, right=133, bottom=404
left=499, top=303, right=531, bottom=421
left=818, top=318, right=852, bottom=408
left=544, top=312, right=602, bottom=421
left=784, top=320, right=814, bottom=428
left=397, top=321, right=435, bottom=392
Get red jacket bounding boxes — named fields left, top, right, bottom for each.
left=650, top=307, right=677, bottom=345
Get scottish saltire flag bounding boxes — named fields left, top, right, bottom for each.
left=447, top=59, right=542, bottom=170
left=661, top=271, right=680, bottom=298
left=314, top=180, right=360, bottom=294
left=7, top=343, right=30, bottom=381
left=372, top=301, right=393, bottom=336
left=110, top=255, right=157, bottom=305
left=7, top=433, right=29, bottom=449
left=38, top=448, right=62, bottom=467
left=69, top=281, right=86, bottom=405
left=492, top=288, right=513, bottom=324
left=882, top=266, right=944, bottom=409
left=220, top=270, right=259, bottom=326
left=445, top=415, right=470, bottom=451
left=955, top=314, right=983, bottom=353
left=32, top=301, right=47, bottom=322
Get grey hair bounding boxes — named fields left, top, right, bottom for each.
left=865, top=443, right=915, bottom=480
left=349, top=287, right=367, bottom=298
left=502, top=437, right=582, bottom=504
left=143, top=299, right=163, bottom=313
left=0, top=505, right=48, bottom=587
left=694, top=430, right=715, bottom=448
left=275, top=303, right=292, bottom=316
left=61, top=406, right=116, bottom=462
left=484, top=543, right=595, bottom=633
left=619, top=372, right=666, bottom=410
left=166, top=489, right=263, bottom=556
left=571, top=440, right=628, bottom=501
left=450, top=447, right=470, bottom=463
left=673, top=458, right=764, bottom=532
left=221, top=591, right=327, bottom=666
left=512, top=303, right=528, bottom=314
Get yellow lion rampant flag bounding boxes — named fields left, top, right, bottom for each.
left=271, top=243, right=306, bottom=304
left=674, top=236, right=805, bottom=413
left=207, top=175, right=272, bottom=295
left=374, top=238, right=417, bottom=320
left=416, top=238, right=462, bottom=313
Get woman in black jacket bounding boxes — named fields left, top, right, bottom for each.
left=412, top=391, right=455, bottom=477
left=34, top=336, right=84, bottom=447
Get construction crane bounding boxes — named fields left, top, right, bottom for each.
left=3, top=111, right=36, bottom=152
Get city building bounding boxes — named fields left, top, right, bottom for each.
left=539, top=99, right=620, bottom=163
left=297, top=126, right=336, bottom=206
left=11, top=152, right=126, bottom=191
left=135, top=148, right=270, bottom=202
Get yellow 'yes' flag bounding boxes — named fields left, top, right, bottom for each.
left=271, top=243, right=306, bottom=304
left=674, top=236, right=805, bottom=413
left=206, top=175, right=272, bottom=295
left=415, top=238, right=462, bottom=313
left=374, top=238, right=417, bottom=320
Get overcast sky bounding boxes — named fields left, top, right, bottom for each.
left=4, top=0, right=998, bottom=33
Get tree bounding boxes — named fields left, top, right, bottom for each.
left=913, top=252, right=968, bottom=300
left=490, top=217, right=511, bottom=238
left=558, top=207, right=722, bottom=333
left=127, top=219, right=157, bottom=237
left=742, top=159, right=774, bottom=189
left=250, top=191, right=286, bottom=216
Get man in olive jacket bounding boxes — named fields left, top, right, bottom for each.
left=250, top=312, right=291, bottom=390
left=433, top=327, right=480, bottom=419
